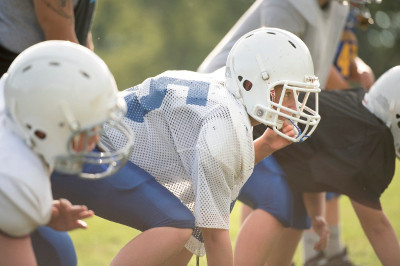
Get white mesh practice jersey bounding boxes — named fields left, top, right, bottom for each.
left=0, top=76, right=52, bottom=237
left=102, top=70, right=255, bottom=255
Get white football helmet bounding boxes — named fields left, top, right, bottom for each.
left=4, top=40, right=134, bottom=179
left=363, top=66, right=400, bottom=159
left=225, top=27, right=321, bottom=142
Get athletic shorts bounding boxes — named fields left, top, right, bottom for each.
left=238, top=155, right=310, bottom=230
left=326, top=192, right=341, bottom=201
left=32, top=226, right=76, bottom=266
left=51, top=160, right=195, bottom=231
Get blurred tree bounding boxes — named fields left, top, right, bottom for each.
left=90, top=0, right=398, bottom=90
left=91, top=0, right=252, bottom=90
left=356, top=1, right=400, bottom=79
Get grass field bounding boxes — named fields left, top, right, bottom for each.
left=70, top=160, right=400, bottom=265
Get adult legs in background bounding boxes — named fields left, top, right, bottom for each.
left=303, top=194, right=354, bottom=266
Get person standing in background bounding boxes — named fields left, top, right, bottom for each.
left=305, top=4, right=378, bottom=265
left=198, top=0, right=375, bottom=91
left=327, top=1, right=376, bottom=90
left=0, top=0, right=96, bottom=75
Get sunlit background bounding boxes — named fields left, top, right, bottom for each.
left=357, top=1, right=400, bottom=78
left=90, top=0, right=399, bottom=91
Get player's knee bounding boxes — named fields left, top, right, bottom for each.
left=162, top=227, right=193, bottom=246
left=179, top=228, right=193, bottom=243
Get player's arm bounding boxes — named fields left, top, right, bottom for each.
left=33, top=0, right=78, bottom=43
left=86, top=31, right=94, bottom=50
left=350, top=56, right=375, bottom=90
left=325, top=65, right=350, bottom=90
left=193, top=113, right=239, bottom=265
left=303, top=192, right=329, bottom=251
left=253, top=120, right=295, bottom=165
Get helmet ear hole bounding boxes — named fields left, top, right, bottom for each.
left=243, top=80, right=252, bottom=91
left=34, top=130, right=46, bottom=140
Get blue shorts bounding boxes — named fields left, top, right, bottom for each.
left=326, top=192, right=341, bottom=201
left=32, top=226, right=76, bottom=266
left=51, top=161, right=195, bottom=231
left=238, top=156, right=310, bottom=230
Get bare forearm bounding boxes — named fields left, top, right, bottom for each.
left=303, top=192, right=325, bottom=219
left=303, top=192, right=329, bottom=251
left=33, top=0, right=78, bottom=43
left=253, top=134, right=276, bottom=164
left=325, top=65, right=349, bottom=90
left=86, top=32, right=94, bottom=50
left=253, top=120, right=294, bottom=165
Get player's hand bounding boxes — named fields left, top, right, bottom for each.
left=261, top=119, right=296, bottom=152
left=47, top=198, right=94, bottom=231
left=311, top=215, right=330, bottom=251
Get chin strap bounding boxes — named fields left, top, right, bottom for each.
left=288, top=118, right=310, bottom=142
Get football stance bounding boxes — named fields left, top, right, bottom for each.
left=52, top=28, right=321, bottom=265
left=0, top=40, right=133, bottom=265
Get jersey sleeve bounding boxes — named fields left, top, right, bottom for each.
left=0, top=173, right=52, bottom=237
left=192, top=115, right=237, bottom=229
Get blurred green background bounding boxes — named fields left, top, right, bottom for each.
left=90, top=0, right=400, bottom=91
left=91, top=0, right=254, bottom=90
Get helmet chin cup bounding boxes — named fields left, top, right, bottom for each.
left=54, top=116, right=134, bottom=179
